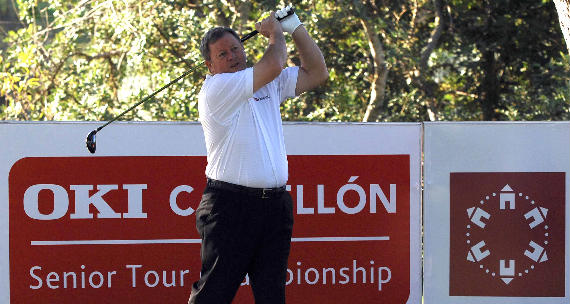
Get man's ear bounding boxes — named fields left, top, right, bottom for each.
left=205, top=60, right=213, bottom=73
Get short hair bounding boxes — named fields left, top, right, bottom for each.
left=200, top=27, right=241, bottom=61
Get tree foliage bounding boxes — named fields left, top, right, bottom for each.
left=1, top=0, right=569, bottom=122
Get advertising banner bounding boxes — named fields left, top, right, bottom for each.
left=423, top=122, right=570, bottom=304
left=1, top=122, right=422, bottom=304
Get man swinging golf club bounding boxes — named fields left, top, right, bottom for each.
left=188, top=5, right=328, bottom=304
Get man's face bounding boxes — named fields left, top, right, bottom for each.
left=205, top=33, right=247, bottom=75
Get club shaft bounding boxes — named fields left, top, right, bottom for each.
left=96, top=66, right=199, bottom=132
left=240, top=30, right=258, bottom=42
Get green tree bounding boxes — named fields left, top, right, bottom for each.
left=429, top=0, right=569, bottom=120
left=1, top=0, right=569, bottom=122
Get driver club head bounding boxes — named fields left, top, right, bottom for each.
left=86, top=130, right=97, bottom=154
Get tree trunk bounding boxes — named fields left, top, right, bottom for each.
left=553, top=0, right=570, bottom=56
left=214, top=2, right=231, bottom=27
left=480, top=50, right=500, bottom=120
left=418, top=0, right=444, bottom=121
left=360, top=18, right=388, bottom=122
left=237, top=2, right=251, bottom=34
left=350, top=0, right=388, bottom=122
left=224, top=1, right=251, bottom=33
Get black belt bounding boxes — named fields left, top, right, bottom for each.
left=206, top=178, right=286, bottom=199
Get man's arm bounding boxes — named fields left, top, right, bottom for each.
left=292, top=25, right=328, bottom=96
left=253, top=12, right=287, bottom=93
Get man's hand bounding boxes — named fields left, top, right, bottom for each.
left=276, top=5, right=302, bottom=34
left=255, top=12, right=283, bottom=39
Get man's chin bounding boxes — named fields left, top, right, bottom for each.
left=215, top=65, right=246, bottom=74
left=230, top=65, right=246, bottom=72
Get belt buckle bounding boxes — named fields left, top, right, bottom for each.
left=261, top=188, right=271, bottom=199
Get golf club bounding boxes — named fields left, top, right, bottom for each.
left=86, top=7, right=294, bottom=153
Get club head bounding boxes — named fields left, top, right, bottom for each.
left=86, top=130, right=97, bottom=154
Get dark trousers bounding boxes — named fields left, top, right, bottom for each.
left=188, top=180, right=294, bottom=304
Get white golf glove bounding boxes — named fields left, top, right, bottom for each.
left=276, top=5, right=302, bottom=34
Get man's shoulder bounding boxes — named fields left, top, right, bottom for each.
left=201, top=67, right=253, bottom=95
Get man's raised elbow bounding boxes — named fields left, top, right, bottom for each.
left=270, top=56, right=287, bottom=78
left=317, top=67, right=329, bottom=86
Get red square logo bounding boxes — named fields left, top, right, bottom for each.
left=450, top=172, right=565, bottom=296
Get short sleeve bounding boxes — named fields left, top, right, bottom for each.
left=276, top=66, right=299, bottom=104
left=201, top=67, right=254, bottom=124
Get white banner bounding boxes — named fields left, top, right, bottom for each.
left=0, top=121, right=422, bottom=304
left=423, top=122, right=570, bottom=304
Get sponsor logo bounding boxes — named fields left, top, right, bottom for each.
left=9, top=155, right=412, bottom=303
left=253, top=95, right=270, bottom=101
left=450, top=172, right=565, bottom=297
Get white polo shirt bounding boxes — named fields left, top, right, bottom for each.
left=198, top=66, right=299, bottom=188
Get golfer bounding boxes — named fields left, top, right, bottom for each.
left=188, top=6, right=328, bottom=304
